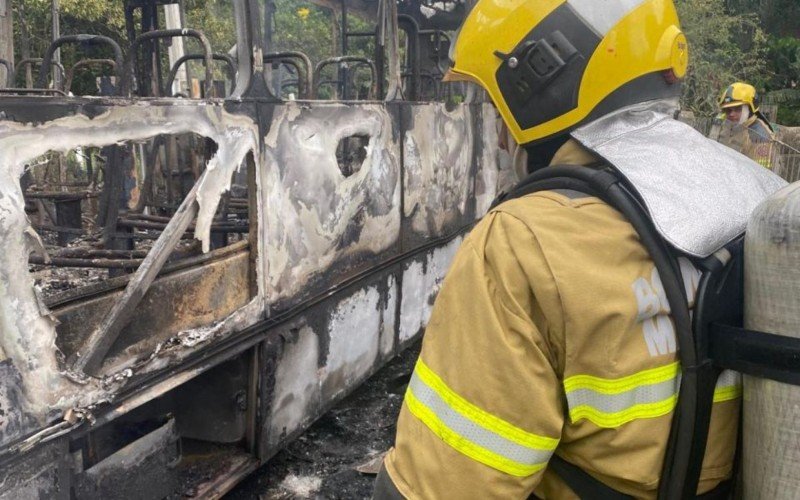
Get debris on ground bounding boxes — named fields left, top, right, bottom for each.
left=228, top=342, right=420, bottom=500
left=276, top=474, right=323, bottom=498
left=354, top=452, right=387, bottom=475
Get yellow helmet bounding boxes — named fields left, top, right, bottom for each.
left=718, top=82, right=759, bottom=114
left=445, top=0, right=688, bottom=145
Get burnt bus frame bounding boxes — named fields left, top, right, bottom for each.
left=0, top=0, right=505, bottom=497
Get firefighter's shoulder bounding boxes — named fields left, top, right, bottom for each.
left=486, top=189, right=615, bottom=237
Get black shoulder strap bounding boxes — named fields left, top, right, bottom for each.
left=710, top=324, right=800, bottom=384
left=548, top=455, right=633, bottom=500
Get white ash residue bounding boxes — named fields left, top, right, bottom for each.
left=278, top=474, right=323, bottom=498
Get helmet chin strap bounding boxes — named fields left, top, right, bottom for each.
left=739, top=106, right=751, bottom=125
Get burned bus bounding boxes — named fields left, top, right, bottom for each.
left=0, top=0, right=515, bottom=496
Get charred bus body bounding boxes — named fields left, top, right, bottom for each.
left=0, top=0, right=514, bottom=496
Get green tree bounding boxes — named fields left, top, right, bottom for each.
left=267, top=0, right=377, bottom=98
left=12, top=0, right=241, bottom=94
left=726, top=0, right=800, bottom=38
left=12, top=0, right=126, bottom=90
left=184, top=0, right=237, bottom=54
left=765, top=36, right=800, bottom=89
left=720, top=0, right=800, bottom=124
left=676, top=0, right=767, bottom=115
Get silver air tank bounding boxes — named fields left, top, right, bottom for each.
left=743, top=182, right=800, bottom=498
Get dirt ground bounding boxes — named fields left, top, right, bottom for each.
left=226, top=342, right=421, bottom=500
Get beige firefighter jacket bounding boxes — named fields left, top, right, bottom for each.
left=381, top=141, right=740, bottom=499
left=715, top=115, right=775, bottom=168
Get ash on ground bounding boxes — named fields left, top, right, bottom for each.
left=228, top=342, right=420, bottom=500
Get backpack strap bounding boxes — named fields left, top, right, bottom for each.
left=494, top=165, right=700, bottom=500
left=681, top=240, right=745, bottom=500
left=710, top=325, right=800, bottom=384
left=547, top=455, right=633, bottom=500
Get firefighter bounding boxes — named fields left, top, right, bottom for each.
left=373, top=0, right=748, bottom=498
left=718, top=82, right=775, bottom=167
left=719, top=82, right=774, bottom=141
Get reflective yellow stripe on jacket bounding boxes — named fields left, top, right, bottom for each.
left=405, top=358, right=560, bottom=477
left=564, top=363, right=743, bottom=428
left=713, top=370, right=742, bottom=403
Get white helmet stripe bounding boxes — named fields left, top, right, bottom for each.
left=567, top=0, right=647, bottom=35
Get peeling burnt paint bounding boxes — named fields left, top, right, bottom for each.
left=399, top=236, right=462, bottom=344
left=376, top=275, right=398, bottom=358
left=54, top=246, right=252, bottom=372
left=102, top=298, right=266, bottom=383
left=320, top=274, right=397, bottom=400
left=0, top=97, right=506, bottom=493
left=262, top=103, right=402, bottom=304
left=0, top=0, right=514, bottom=494
left=403, top=104, right=474, bottom=238
left=475, top=104, right=518, bottom=215
left=262, top=229, right=464, bottom=461
left=267, top=324, right=321, bottom=450
left=0, top=436, right=70, bottom=499
left=264, top=270, right=398, bottom=455
left=0, top=361, right=38, bottom=447
left=0, top=102, right=260, bottom=431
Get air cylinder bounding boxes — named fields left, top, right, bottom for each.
left=743, top=182, right=800, bottom=498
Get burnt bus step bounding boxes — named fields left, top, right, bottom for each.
left=74, top=418, right=180, bottom=500
left=176, top=442, right=259, bottom=499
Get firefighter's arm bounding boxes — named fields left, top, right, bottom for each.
left=378, top=209, right=566, bottom=499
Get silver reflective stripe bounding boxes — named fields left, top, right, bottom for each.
left=566, top=375, right=679, bottom=414
left=716, top=370, right=742, bottom=389
left=567, top=0, right=647, bottom=35
left=408, top=371, right=554, bottom=467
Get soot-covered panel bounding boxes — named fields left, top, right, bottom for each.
left=402, top=103, right=477, bottom=246
left=261, top=103, right=402, bottom=309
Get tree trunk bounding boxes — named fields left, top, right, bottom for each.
left=0, top=0, right=13, bottom=87
left=16, top=1, right=33, bottom=87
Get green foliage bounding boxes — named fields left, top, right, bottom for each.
left=726, top=0, right=800, bottom=38
left=181, top=0, right=238, bottom=89
left=763, top=37, right=800, bottom=125
left=777, top=105, right=800, bottom=126
left=713, top=0, right=800, bottom=124
left=269, top=0, right=376, bottom=98
left=12, top=0, right=240, bottom=94
left=271, top=0, right=337, bottom=64
left=12, top=0, right=126, bottom=58
left=10, top=0, right=381, bottom=98
left=59, top=0, right=126, bottom=31
left=764, top=36, right=800, bottom=89
left=766, top=89, right=800, bottom=125
left=12, top=0, right=127, bottom=91
left=676, top=0, right=767, bottom=116
left=184, top=0, right=237, bottom=54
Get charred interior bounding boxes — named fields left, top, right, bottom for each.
left=24, top=133, right=255, bottom=377
left=28, top=134, right=248, bottom=294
